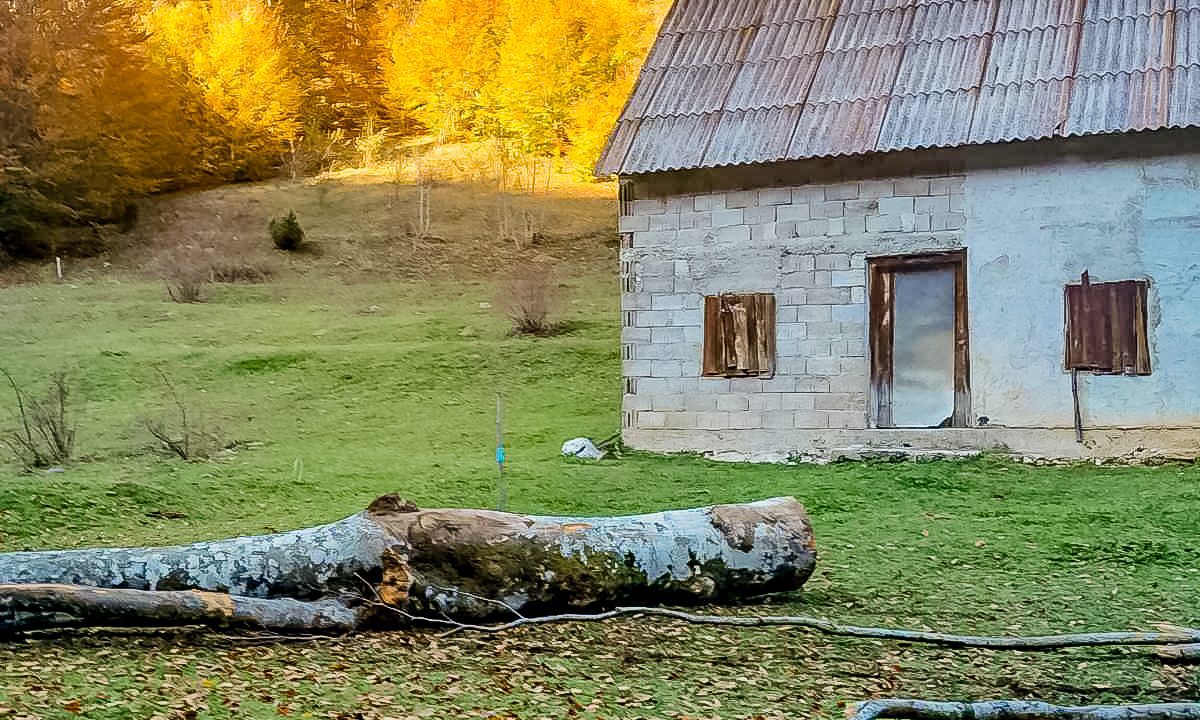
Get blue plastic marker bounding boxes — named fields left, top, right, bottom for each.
left=496, top=394, right=507, bottom=511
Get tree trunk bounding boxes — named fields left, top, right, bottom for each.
left=0, top=496, right=816, bottom=634
left=849, top=699, right=1200, bottom=720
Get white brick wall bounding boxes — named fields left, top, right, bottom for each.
left=620, top=172, right=966, bottom=435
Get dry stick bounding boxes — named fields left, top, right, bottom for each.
left=427, top=606, right=1200, bottom=650
left=847, top=699, right=1200, bottom=720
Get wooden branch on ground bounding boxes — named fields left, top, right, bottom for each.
left=415, top=605, right=1200, bottom=650
left=847, top=699, right=1200, bottom=719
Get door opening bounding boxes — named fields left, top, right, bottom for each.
left=868, top=251, right=970, bottom=429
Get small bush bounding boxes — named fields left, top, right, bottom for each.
left=497, top=262, right=566, bottom=336
left=208, top=257, right=273, bottom=284
left=270, top=211, right=305, bottom=251
left=159, top=248, right=210, bottom=303
left=2, top=369, right=76, bottom=470
left=143, top=368, right=224, bottom=461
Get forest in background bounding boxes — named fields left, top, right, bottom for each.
left=0, top=0, right=667, bottom=262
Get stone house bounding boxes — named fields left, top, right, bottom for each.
left=595, top=0, right=1200, bottom=460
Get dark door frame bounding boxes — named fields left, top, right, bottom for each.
left=867, top=250, right=971, bottom=429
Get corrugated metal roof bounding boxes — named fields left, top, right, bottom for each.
left=596, top=0, right=1200, bottom=176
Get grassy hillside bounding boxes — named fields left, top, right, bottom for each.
left=0, top=179, right=1198, bottom=718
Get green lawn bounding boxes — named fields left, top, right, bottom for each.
left=0, top=274, right=1198, bottom=719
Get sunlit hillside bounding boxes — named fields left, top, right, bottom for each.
left=0, top=0, right=669, bottom=265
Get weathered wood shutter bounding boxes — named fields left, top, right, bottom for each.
left=702, top=293, right=776, bottom=378
left=1064, top=274, right=1151, bottom=375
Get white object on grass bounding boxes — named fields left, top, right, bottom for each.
left=561, top=438, right=604, bottom=460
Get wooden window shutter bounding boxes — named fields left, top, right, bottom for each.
left=1064, top=273, right=1150, bottom=375
left=703, top=293, right=775, bottom=378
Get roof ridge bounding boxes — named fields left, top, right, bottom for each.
left=653, top=5, right=1199, bottom=36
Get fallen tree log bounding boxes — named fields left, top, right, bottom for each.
left=0, top=496, right=817, bottom=633
left=0, top=584, right=360, bottom=634
left=847, top=699, right=1200, bottom=720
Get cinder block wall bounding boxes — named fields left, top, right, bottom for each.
left=619, top=173, right=966, bottom=442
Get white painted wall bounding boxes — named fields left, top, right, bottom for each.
left=965, top=150, right=1200, bottom=429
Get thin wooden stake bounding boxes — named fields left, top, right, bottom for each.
left=1072, top=368, right=1084, bottom=443
left=495, top=393, right=507, bottom=511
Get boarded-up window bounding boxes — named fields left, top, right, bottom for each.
left=1064, top=274, right=1151, bottom=375
left=702, top=294, right=776, bottom=378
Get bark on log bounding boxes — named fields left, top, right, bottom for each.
left=848, top=699, right=1200, bottom=720
left=0, top=584, right=360, bottom=634
left=0, top=496, right=816, bottom=633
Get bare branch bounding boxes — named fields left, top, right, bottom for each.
left=422, top=606, right=1200, bottom=650
left=424, top=583, right=527, bottom=621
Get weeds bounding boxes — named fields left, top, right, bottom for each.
left=142, top=367, right=223, bottom=461
left=208, top=257, right=273, bottom=284
left=497, top=262, right=566, bottom=336
left=159, top=247, right=210, bottom=303
left=1, top=369, right=75, bottom=470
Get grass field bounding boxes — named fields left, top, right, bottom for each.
left=1, top=213, right=1199, bottom=717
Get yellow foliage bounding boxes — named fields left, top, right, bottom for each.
left=144, top=0, right=302, bottom=160
left=381, top=0, right=667, bottom=170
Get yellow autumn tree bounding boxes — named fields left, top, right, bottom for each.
left=1, top=0, right=213, bottom=259
left=145, top=0, right=303, bottom=175
left=379, top=0, right=503, bottom=140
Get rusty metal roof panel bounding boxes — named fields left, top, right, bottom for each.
left=909, top=0, right=999, bottom=40
left=894, top=35, right=990, bottom=95
left=878, top=89, right=979, bottom=151
left=663, top=0, right=763, bottom=33
left=596, top=0, right=1200, bottom=176
left=826, top=4, right=916, bottom=51
left=788, top=97, right=890, bottom=158
left=648, top=28, right=753, bottom=69
left=968, top=79, right=1068, bottom=143
left=726, top=56, right=823, bottom=110
left=985, top=25, right=1081, bottom=85
left=807, top=45, right=906, bottom=104
left=1066, top=69, right=1174, bottom=134
left=703, top=106, right=805, bottom=166
left=745, top=18, right=834, bottom=60
left=1177, top=7, right=1200, bottom=66
left=1076, top=13, right=1177, bottom=75
left=762, top=0, right=841, bottom=24
left=1083, top=0, right=1175, bottom=21
left=622, top=114, right=720, bottom=173
left=994, top=0, right=1084, bottom=32
left=639, top=64, right=742, bottom=117
left=595, top=119, right=640, bottom=177
left=1170, top=64, right=1200, bottom=127
left=623, top=68, right=666, bottom=118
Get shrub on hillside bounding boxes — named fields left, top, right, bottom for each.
left=2, top=369, right=76, bottom=470
left=497, top=262, right=566, bottom=336
left=158, top=248, right=210, bottom=303
left=269, top=211, right=305, bottom=251
left=143, top=367, right=225, bottom=461
left=208, top=256, right=273, bottom=284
